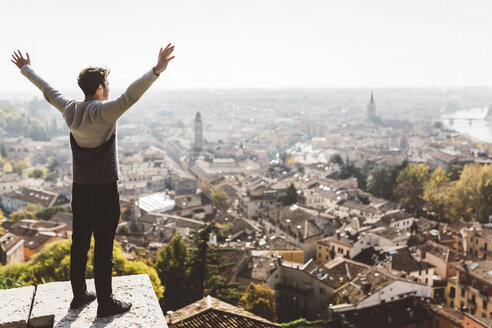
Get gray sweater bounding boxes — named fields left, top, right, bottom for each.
left=21, top=65, right=159, bottom=184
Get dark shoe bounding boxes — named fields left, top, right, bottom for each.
left=97, top=297, right=132, bottom=317
left=70, top=291, right=96, bottom=309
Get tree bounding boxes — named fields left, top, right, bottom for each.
left=9, top=209, right=36, bottom=222
left=367, top=167, right=392, bottom=199
left=0, top=239, right=164, bottom=298
left=211, top=189, right=228, bottom=210
left=0, top=274, right=21, bottom=289
left=187, top=223, right=244, bottom=305
left=337, top=163, right=367, bottom=190
left=423, top=167, right=450, bottom=220
left=218, top=222, right=232, bottom=242
left=156, top=233, right=190, bottom=310
left=35, top=206, right=68, bottom=220
left=28, top=168, right=45, bottom=179
left=238, top=283, right=277, bottom=322
left=330, top=154, right=344, bottom=166
left=394, top=164, right=430, bottom=215
left=47, top=157, right=59, bottom=172
left=446, top=164, right=492, bottom=222
left=9, top=204, right=43, bottom=222
left=189, top=223, right=219, bottom=299
left=117, top=225, right=131, bottom=234
left=282, top=184, right=298, bottom=205
left=446, top=165, right=462, bottom=181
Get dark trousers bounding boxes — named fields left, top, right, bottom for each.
left=70, top=181, right=120, bottom=302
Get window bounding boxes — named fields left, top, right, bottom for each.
left=483, top=299, right=487, bottom=309
left=449, top=287, right=455, bottom=298
left=461, top=288, right=465, bottom=297
left=325, top=255, right=329, bottom=260
left=319, top=288, right=325, bottom=295
left=450, top=300, right=454, bottom=308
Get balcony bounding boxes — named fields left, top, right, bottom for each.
left=275, top=283, right=314, bottom=296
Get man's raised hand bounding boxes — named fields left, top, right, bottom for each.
left=11, top=50, right=30, bottom=69
left=154, top=43, right=175, bottom=75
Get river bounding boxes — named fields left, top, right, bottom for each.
left=440, top=107, right=492, bottom=144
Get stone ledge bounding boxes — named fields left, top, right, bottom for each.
left=0, top=285, right=35, bottom=328
left=0, top=274, right=168, bottom=328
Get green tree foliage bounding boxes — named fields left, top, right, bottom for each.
left=47, top=157, right=59, bottom=172
left=156, top=233, right=190, bottom=310
left=330, top=154, right=344, bottom=166
left=217, top=222, right=232, bottom=242
left=189, top=223, right=219, bottom=299
left=211, top=188, right=228, bottom=210
left=28, top=167, right=46, bottom=179
left=35, top=206, right=68, bottom=221
left=9, top=204, right=43, bottom=222
left=367, top=167, right=392, bottom=199
left=337, top=163, right=367, bottom=190
left=0, top=274, right=21, bottom=289
left=367, top=161, right=408, bottom=201
left=446, top=164, right=492, bottom=222
left=282, top=184, right=299, bottom=205
left=0, top=239, right=164, bottom=298
left=10, top=161, right=28, bottom=175
left=156, top=223, right=244, bottom=311
left=205, top=247, right=245, bottom=305
left=446, top=165, right=462, bottom=181
left=238, top=283, right=277, bottom=322
left=394, top=164, right=430, bottom=215
left=423, top=167, right=450, bottom=220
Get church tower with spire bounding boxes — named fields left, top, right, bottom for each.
left=367, top=92, right=376, bottom=121
left=194, top=112, right=203, bottom=151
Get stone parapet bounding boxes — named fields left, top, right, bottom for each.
left=0, top=274, right=168, bottom=328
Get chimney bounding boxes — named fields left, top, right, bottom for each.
left=166, top=310, right=173, bottom=323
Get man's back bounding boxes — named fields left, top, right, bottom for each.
left=20, top=65, right=159, bottom=148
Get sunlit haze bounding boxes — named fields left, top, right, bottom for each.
left=2, top=0, right=492, bottom=94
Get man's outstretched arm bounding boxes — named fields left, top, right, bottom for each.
left=11, top=50, right=73, bottom=114
left=97, top=43, right=175, bottom=123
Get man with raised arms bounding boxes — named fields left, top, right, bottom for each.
left=11, top=43, right=175, bottom=317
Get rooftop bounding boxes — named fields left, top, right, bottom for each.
left=169, top=295, right=279, bottom=327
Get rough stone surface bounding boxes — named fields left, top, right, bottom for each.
left=0, top=285, right=35, bottom=328
left=29, top=274, right=168, bottom=328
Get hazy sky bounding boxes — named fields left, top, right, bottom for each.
left=2, top=0, right=492, bottom=92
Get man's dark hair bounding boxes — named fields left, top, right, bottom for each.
left=77, top=67, right=110, bottom=96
